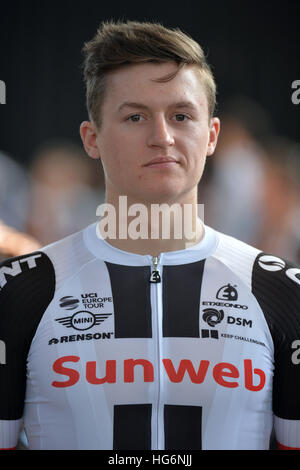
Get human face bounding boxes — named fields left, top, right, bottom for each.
left=81, top=62, right=220, bottom=206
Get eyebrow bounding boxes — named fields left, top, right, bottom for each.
left=118, top=100, right=198, bottom=113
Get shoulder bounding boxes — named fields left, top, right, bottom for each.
left=251, top=251, right=300, bottom=295
left=0, top=225, right=93, bottom=316
left=0, top=227, right=96, bottom=400
left=211, top=229, right=262, bottom=290
left=0, top=249, right=57, bottom=422
left=211, top=229, right=299, bottom=328
left=0, top=250, right=55, bottom=298
left=0, top=250, right=56, bottom=351
left=213, top=229, right=261, bottom=264
left=0, top=224, right=97, bottom=316
left=248, top=252, right=300, bottom=423
left=251, top=251, right=300, bottom=347
left=213, top=228, right=299, bottom=293
left=39, top=224, right=96, bottom=290
left=213, top=228, right=300, bottom=363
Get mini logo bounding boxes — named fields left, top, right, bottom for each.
left=258, top=255, right=285, bottom=272
left=55, top=311, right=112, bottom=331
left=216, top=284, right=238, bottom=301
left=202, top=308, right=224, bottom=327
left=59, top=296, right=80, bottom=310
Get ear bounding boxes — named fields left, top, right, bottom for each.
left=206, top=117, right=220, bottom=156
left=79, top=121, right=101, bottom=160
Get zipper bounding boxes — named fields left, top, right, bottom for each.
left=150, top=255, right=161, bottom=283
left=149, top=254, right=163, bottom=449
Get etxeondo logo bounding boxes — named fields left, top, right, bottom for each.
left=52, top=356, right=266, bottom=391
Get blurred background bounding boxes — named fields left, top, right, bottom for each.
left=0, top=0, right=299, bottom=451
left=0, top=0, right=299, bottom=263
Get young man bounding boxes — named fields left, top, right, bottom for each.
left=0, top=21, right=299, bottom=450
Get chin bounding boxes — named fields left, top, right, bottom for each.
left=141, top=182, right=197, bottom=205
left=138, top=190, right=188, bottom=206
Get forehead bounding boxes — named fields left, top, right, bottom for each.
left=102, top=62, right=208, bottom=112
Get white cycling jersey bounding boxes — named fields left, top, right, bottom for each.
left=0, top=221, right=299, bottom=450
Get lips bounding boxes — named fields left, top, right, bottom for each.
left=144, top=157, right=179, bottom=168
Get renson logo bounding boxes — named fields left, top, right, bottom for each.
left=52, top=356, right=266, bottom=391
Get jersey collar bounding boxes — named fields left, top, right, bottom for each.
left=83, top=220, right=219, bottom=266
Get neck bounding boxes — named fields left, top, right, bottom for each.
left=97, top=193, right=204, bottom=256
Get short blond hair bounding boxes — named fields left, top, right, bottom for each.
left=82, top=20, right=217, bottom=127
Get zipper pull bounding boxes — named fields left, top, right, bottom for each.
left=150, top=256, right=161, bottom=283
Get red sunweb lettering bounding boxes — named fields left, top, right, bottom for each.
left=124, top=359, right=154, bottom=382
left=51, top=356, right=266, bottom=391
left=213, top=362, right=239, bottom=388
left=86, top=360, right=116, bottom=384
left=244, top=359, right=265, bottom=391
left=163, top=359, right=209, bottom=383
left=52, top=355, right=80, bottom=387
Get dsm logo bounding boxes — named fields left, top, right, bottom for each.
left=201, top=308, right=224, bottom=339
left=55, top=311, right=112, bottom=331
left=202, top=308, right=224, bottom=327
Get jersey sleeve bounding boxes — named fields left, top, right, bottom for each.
left=0, top=251, right=55, bottom=449
left=252, top=252, right=300, bottom=449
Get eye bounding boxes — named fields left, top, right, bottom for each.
left=127, top=114, right=144, bottom=122
left=174, top=114, right=189, bottom=122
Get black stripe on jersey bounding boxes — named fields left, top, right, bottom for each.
left=163, top=261, right=205, bottom=337
left=105, top=263, right=152, bottom=338
left=164, top=405, right=202, bottom=450
left=252, top=253, right=300, bottom=419
left=0, top=251, right=55, bottom=420
left=113, top=404, right=152, bottom=449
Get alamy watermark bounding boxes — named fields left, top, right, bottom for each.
left=291, top=340, right=300, bottom=365
left=96, top=196, right=204, bottom=246
left=0, top=339, right=6, bottom=365
left=0, top=80, right=6, bottom=104
left=291, top=80, right=300, bottom=105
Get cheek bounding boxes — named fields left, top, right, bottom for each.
left=185, top=137, right=209, bottom=170
left=99, top=128, right=139, bottom=167
left=98, top=135, right=123, bottom=171
left=101, top=153, right=122, bottom=180
left=180, top=124, right=210, bottom=152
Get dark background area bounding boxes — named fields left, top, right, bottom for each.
left=0, top=0, right=299, bottom=165
left=0, top=3, right=299, bottom=451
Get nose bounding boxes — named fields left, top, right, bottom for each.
left=147, top=115, right=175, bottom=149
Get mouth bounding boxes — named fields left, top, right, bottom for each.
left=144, top=157, right=179, bottom=168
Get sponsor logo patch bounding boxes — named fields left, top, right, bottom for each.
left=55, top=310, right=112, bottom=331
